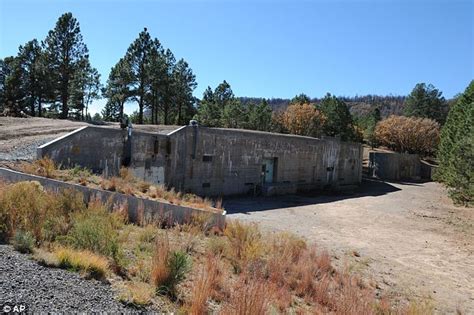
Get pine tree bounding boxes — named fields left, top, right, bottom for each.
left=44, top=12, right=89, bottom=119
left=69, top=58, right=101, bottom=119
left=435, top=81, right=474, bottom=205
left=319, top=93, right=358, bottom=141
left=290, top=93, right=311, bottom=105
left=404, top=83, right=448, bottom=124
left=103, top=58, right=132, bottom=120
left=246, top=99, right=272, bottom=131
left=196, top=80, right=239, bottom=128
left=2, top=56, right=25, bottom=115
left=172, top=59, right=197, bottom=125
left=125, top=28, right=153, bottom=124
left=17, top=39, right=43, bottom=116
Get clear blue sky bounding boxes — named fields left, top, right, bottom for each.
left=1, top=0, right=473, bottom=114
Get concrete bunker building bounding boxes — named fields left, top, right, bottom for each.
left=38, top=123, right=363, bottom=196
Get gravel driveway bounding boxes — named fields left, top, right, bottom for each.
left=0, top=245, right=131, bottom=313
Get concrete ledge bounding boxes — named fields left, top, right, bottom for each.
left=0, top=168, right=225, bottom=229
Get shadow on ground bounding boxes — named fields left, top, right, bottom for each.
left=223, top=178, right=402, bottom=214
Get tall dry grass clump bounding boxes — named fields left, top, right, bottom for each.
left=21, top=157, right=58, bottom=178
left=150, top=233, right=192, bottom=298
left=221, top=271, right=273, bottom=315
left=187, top=254, right=222, bottom=314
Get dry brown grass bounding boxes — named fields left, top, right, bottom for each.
left=187, top=254, right=221, bottom=314
left=220, top=271, right=273, bottom=315
left=54, top=246, right=109, bottom=280
left=118, top=281, right=154, bottom=307
left=150, top=233, right=171, bottom=288
left=20, top=157, right=57, bottom=178
left=16, top=160, right=224, bottom=213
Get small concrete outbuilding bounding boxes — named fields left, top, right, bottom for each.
left=38, top=122, right=363, bottom=197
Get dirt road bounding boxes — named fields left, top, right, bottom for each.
left=225, top=180, right=474, bottom=313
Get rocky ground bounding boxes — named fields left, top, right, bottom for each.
left=0, top=245, right=133, bottom=313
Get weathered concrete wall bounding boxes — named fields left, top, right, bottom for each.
left=38, top=125, right=363, bottom=197
left=0, top=168, right=225, bottom=228
left=167, top=126, right=363, bottom=196
left=37, top=126, right=125, bottom=176
left=129, top=131, right=168, bottom=184
left=38, top=126, right=168, bottom=183
left=369, top=152, right=423, bottom=181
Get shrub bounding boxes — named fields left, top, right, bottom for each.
left=277, top=103, right=325, bottom=137
left=224, top=220, right=264, bottom=273
left=65, top=199, right=121, bottom=259
left=12, top=230, right=35, bottom=253
left=150, top=234, right=192, bottom=298
left=0, top=181, right=52, bottom=242
left=435, top=81, right=474, bottom=206
left=54, top=247, right=109, bottom=280
left=375, top=115, right=440, bottom=155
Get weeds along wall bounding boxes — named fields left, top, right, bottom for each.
left=166, top=126, right=363, bottom=196
left=0, top=167, right=225, bottom=228
left=37, top=126, right=169, bottom=183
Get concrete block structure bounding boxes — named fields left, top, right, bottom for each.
left=38, top=124, right=363, bottom=197
left=368, top=151, right=434, bottom=181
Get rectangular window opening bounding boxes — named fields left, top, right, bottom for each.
left=203, top=155, right=213, bottom=162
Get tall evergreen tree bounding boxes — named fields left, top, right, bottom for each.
left=435, top=81, right=474, bottom=205
left=290, top=93, right=311, bottom=105
left=69, top=58, right=101, bottom=119
left=103, top=58, right=132, bottom=120
left=195, top=80, right=236, bottom=127
left=125, top=28, right=153, bottom=124
left=319, top=93, right=358, bottom=141
left=246, top=99, right=272, bottom=131
left=44, top=12, right=89, bottom=119
left=404, top=83, right=448, bottom=124
left=172, top=59, right=197, bottom=125
left=17, top=39, right=43, bottom=116
left=2, top=56, right=25, bottom=115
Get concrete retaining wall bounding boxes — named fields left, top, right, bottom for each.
left=369, top=152, right=425, bottom=181
left=0, top=168, right=225, bottom=229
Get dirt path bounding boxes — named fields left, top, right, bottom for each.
left=225, top=180, right=474, bottom=314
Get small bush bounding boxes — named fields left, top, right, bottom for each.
left=375, top=115, right=440, bottom=155
left=224, top=220, right=264, bottom=273
left=65, top=199, right=121, bottom=259
left=12, top=230, right=35, bottom=253
left=138, top=225, right=157, bottom=243
left=54, top=247, right=109, bottom=280
left=0, top=181, right=52, bottom=242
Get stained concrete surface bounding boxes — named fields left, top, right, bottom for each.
left=225, top=180, right=474, bottom=313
